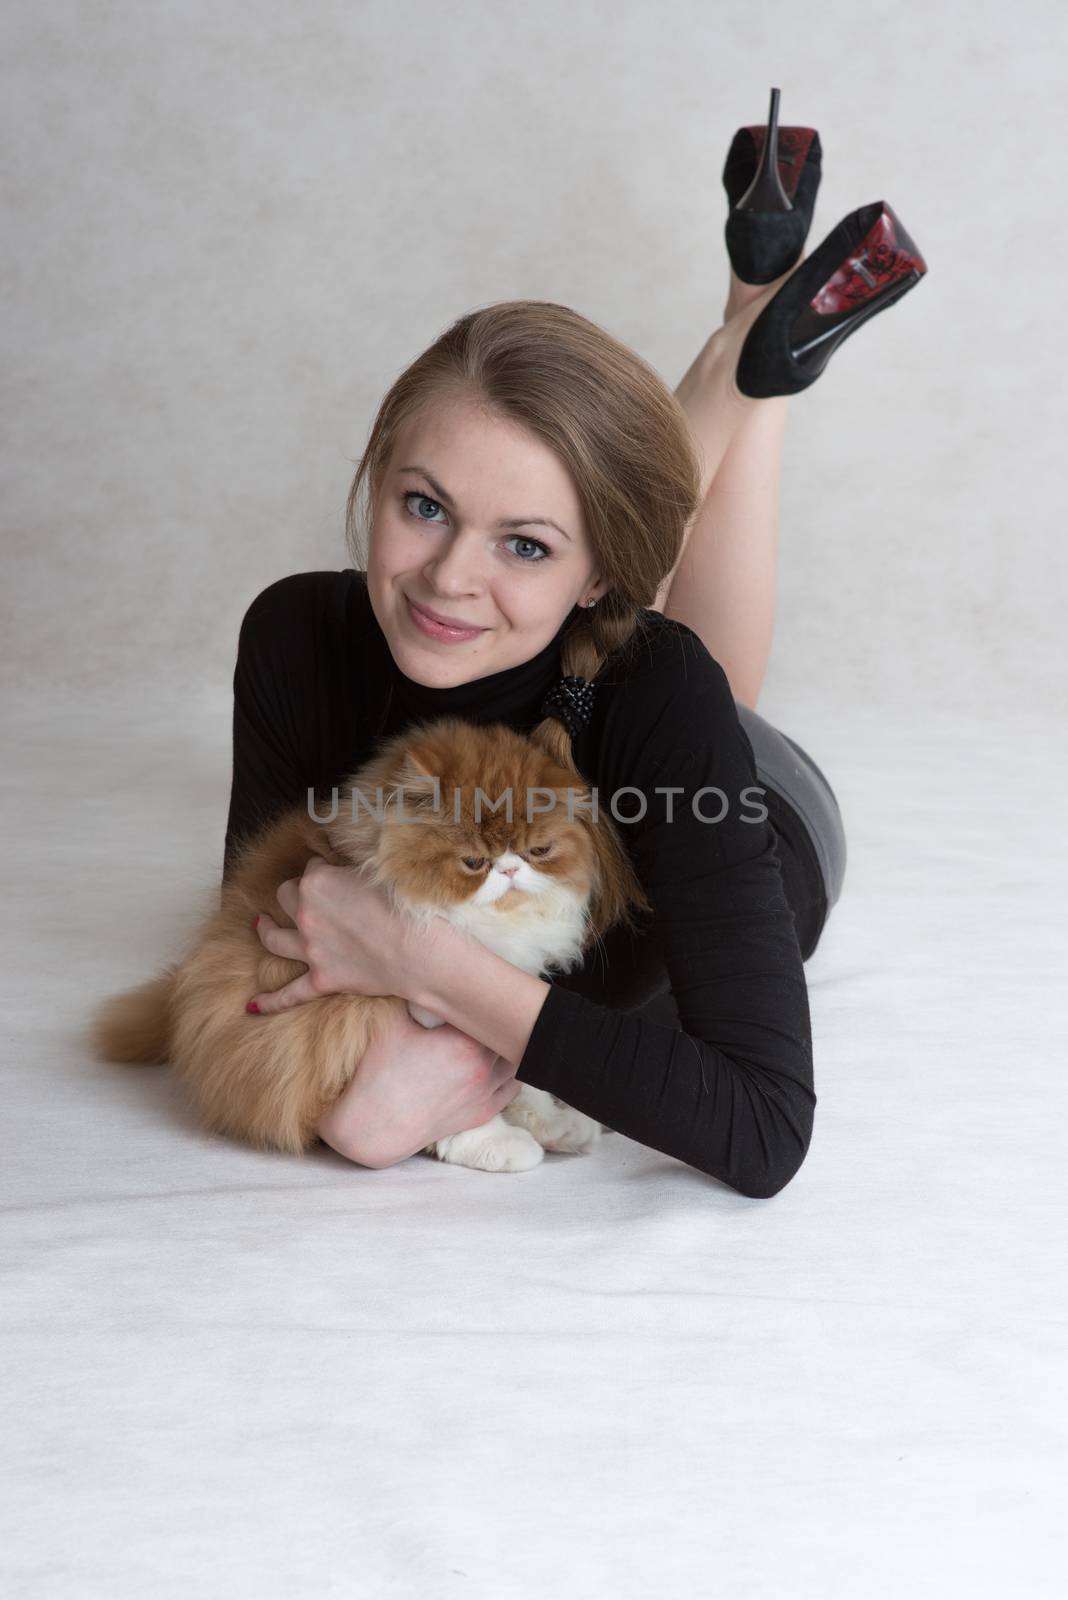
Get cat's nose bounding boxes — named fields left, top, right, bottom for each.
left=499, top=865, right=518, bottom=877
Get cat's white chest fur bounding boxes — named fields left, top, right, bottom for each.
left=449, top=875, right=588, bottom=975
left=403, top=870, right=588, bottom=1028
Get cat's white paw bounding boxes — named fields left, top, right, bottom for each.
left=430, top=1116, right=545, bottom=1173
left=539, top=1106, right=602, bottom=1155
left=503, top=1084, right=601, bottom=1156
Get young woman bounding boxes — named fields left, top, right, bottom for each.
left=225, top=93, right=926, bottom=1197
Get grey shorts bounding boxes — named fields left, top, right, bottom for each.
left=735, top=701, right=847, bottom=917
left=629, top=700, right=850, bottom=1029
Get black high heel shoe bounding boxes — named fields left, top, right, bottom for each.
left=735, top=200, right=928, bottom=399
left=723, top=86, right=822, bottom=285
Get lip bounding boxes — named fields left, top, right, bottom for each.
left=404, top=596, right=488, bottom=642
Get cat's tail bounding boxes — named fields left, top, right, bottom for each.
left=90, top=965, right=178, bottom=1066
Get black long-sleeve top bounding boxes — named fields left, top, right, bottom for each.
left=223, top=569, right=817, bottom=1197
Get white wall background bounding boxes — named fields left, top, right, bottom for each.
left=4, top=0, right=1065, bottom=722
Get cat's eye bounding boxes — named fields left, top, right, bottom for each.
left=526, top=844, right=552, bottom=858
left=461, top=856, right=488, bottom=871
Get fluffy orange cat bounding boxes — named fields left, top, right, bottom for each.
left=91, top=716, right=649, bottom=1173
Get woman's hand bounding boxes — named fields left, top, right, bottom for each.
left=316, top=1002, right=523, bottom=1169
left=248, top=857, right=445, bottom=1016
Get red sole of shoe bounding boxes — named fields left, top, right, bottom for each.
left=809, top=204, right=928, bottom=315
left=741, top=125, right=819, bottom=200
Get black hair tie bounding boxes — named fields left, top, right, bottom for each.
left=539, top=675, right=596, bottom=739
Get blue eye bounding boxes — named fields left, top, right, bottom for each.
left=403, top=492, right=447, bottom=523
left=502, top=535, right=551, bottom=563
left=401, top=492, right=551, bottom=563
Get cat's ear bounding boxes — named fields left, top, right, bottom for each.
left=388, top=749, right=443, bottom=814
left=393, top=756, right=438, bottom=792
left=399, top=745, right=436, bottom=780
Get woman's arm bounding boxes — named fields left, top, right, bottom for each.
left=407, top=641, right=816, bottom=1200
left=405, top=852, right=812, bottom=1200
left=316, top=1002, right=522, bottom=1168
left=512, top=839, right=814, bottom=1201
left=408, top=927, right=553, bottom=1066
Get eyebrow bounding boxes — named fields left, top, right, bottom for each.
left=397, top=464, right=573, bottom=542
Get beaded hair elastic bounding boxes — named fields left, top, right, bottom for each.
left=539, top=674, right=597, bottom=739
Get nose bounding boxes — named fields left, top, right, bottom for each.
left=425, top=532, right=486, bottom=596
left=498, top=864, right=518, bottom=878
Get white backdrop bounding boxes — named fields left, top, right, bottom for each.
left=3, top=5, right=1067, bottom=1598
left=3, top=0, right=1065, bottom=717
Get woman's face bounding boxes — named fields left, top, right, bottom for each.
left=366, top=393, right=608, bottom=687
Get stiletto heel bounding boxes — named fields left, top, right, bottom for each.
left=723, top=86, right=822, bottom=284
left=735, top=200, right=928, bottom=399
left=736, top=85, right=792, bottom=212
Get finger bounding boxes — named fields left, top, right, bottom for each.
left=274, top=877, right=301, bottom=919
left=253, top=912, right=305, bottom=963
left=246, top=971, right=320, bottom=1017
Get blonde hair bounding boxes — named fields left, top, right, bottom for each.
left=345, top=299, right=702, bottom=772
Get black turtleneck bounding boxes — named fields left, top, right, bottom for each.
left=223, top=569, right=822, bottom=1197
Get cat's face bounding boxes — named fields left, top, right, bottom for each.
left=326, top=718, right=599, bottom=918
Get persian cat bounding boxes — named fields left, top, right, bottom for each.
left=90, top=716, right=649, bottom=1174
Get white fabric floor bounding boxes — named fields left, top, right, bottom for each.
left=2, top=687, right=1065, bottom=1599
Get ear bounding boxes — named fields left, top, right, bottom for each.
left=387, top=748, right=442, bottom=815
left=396, top=744, right=437, bottom=782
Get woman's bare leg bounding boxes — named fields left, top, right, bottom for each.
left=651, top=263, right=802, bottom=710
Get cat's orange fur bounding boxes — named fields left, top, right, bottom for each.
left=91, top=717, right=648, bottom=1158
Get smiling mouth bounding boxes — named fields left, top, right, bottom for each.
left=405, top=596, right=488, bottom=637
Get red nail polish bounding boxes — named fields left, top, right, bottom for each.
left=246, top=1001, right=260, bottom=1014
